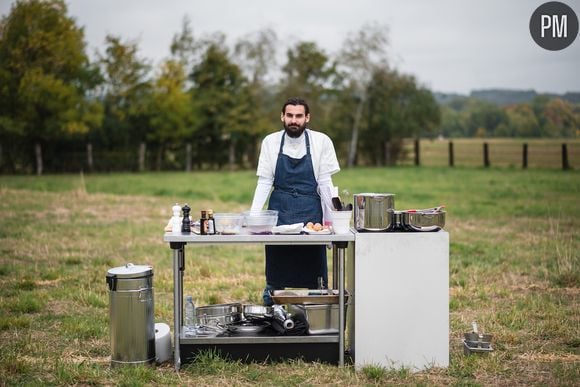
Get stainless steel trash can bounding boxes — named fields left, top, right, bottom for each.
left=106, top=263, right=155, bottom=366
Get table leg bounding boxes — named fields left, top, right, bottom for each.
left=332, top=247, right=338, bottom=289
left=172, top=247, right=182, bottom=371
left=336, top=242, right=347, bottom=367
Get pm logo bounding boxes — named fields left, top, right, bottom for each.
left=530, top=1, right=578, bottom=50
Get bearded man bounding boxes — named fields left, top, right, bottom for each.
left=250, top=97, right=340, bottom=305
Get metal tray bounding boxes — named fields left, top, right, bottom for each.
left=271, top=289, right=349, bottom=305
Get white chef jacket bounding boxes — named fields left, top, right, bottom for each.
left=251, top=129, right=340, bottom=216
left=256, top=129, right=340, bottom=181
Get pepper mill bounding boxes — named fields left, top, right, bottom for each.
left=181, top=204, right=191, bottom=233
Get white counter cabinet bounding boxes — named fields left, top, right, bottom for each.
left=350, top=231, right=449, bottom=371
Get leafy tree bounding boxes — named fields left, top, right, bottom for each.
left=234, top=28, right=280, bottom=165
left=0, top=0, right=101, bottom=174
left=279, top=41, right=338, bottom=129
left=147, top=59, right=195, bottom=170
left=363, top=69, right=440, bottom=165
left=98, top=35, right=151, bottom=170
left=542, top=98, right=578, bottom=137
left=465, top=100, right=508, bottom=137
left=337, top=22, right=390, bottom=167
left=502, top=104, right=540, bottom=137
left=189, top=43, right=252, bottom=169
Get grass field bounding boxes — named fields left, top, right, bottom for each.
left=0, top=167, right=578, bottom=385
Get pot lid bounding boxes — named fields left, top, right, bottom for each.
left=107, top=263, right=153, bottom=278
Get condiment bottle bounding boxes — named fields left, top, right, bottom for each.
left=207, top=209, right=216, bottom=235
left=171, top=203, right=181, bottom=234
left=181, top=204, right=191, bottom=233
left=200, top=210, right=208, bottom=235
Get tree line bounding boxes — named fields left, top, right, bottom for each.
left=437, top=96, right=579, bottom=139
left=0, top=1, right=576, bottom=175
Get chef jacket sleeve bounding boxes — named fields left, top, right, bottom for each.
left=318, top=172, right=335, bottom=224
left=251, top=176, right=273, bottom=211
left=256, top=133, right=277, bottom=179
left=319, top=134, right=340, bottom=177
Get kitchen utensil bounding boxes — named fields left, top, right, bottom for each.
left=227, top=320, right=270, bottom=334
left=272, top=305, right=294, bottom=330
left=242, top=304, right=273, bottom=320
left=400, top=210, right=445, bottom=232
left=353, top=193, right=395, bottom=231
left=242, top=210, right=278, bottom=234
left=332, top=197, right=343, bottom=211
left=195, top=303, right=243, bottom=325
left=288, top=304, right=342, bottom=335
left=213, top=213, right=244, bottom=234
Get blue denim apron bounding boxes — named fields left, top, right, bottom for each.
left=265, top=131, right=327, bottom=290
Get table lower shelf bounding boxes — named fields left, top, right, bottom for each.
left=180, top=333, right=340, bottom=364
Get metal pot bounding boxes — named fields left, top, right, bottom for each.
left=353, top=193, right=395, bottom=231
left=400, top=210, right=445, bottom=232
left=227, top=320, right=271, bottom=334
left=195, top=303, right=243, bottom=325
left=242, top=304, right=272, bottom=320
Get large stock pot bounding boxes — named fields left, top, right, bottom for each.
left=353, top=193, right=395, bottom=231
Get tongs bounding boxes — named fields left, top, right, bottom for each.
left=405, top=205, right=445, bottom=213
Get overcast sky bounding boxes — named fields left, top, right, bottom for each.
left=1, top=0, right=579, bottom=94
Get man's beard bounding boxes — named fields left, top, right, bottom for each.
left=284, top=122, right=307, bottom=138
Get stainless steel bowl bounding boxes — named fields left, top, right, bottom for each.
left=242, top=304, right=272, bottom=320
left=195, top=303, right=243, bottom=325
left=400, top=210, right=445, bottom=232
left=227, top=320, right=270, bottom=334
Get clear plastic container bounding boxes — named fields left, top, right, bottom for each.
left=213, top=213, right=244, bottom=234
left=243, top=210, right=278, bottom=234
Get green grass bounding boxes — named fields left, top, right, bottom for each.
left=0, top=167, right=578, bottom=385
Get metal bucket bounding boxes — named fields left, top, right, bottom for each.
left=106, top=263, right=155, bottom=366
left=353, top=193, right=395, bottom=231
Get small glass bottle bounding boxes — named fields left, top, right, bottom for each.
left=207, top=209, right=216, bottom=235
left=200, top=210, right=208, bottom=235
left=184, top=295, right=196, bottom=336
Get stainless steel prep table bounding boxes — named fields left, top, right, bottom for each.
left=163, top=231, right=355, bottom=370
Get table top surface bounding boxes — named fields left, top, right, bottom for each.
left=163, top=229, right=356, bottom=244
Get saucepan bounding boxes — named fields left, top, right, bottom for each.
left=195, top=303, right=243, bottom=325
left=353, top=193, right=395, bottom=231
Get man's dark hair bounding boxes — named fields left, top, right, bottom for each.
left=282, top=97, right=310, bottom=115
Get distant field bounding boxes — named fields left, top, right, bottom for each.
left=401, top=138, right=580, bottom=169
left=0, top=167, right=578, bottom=385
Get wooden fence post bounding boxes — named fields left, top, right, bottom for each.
left=448, top=141, right=454, bottom=167
left=522, top=143, right=528, bottom=169
left=483, top=142, right=490, bottom=167
left=185, top=143, right=192, bottom=172
left=87, top=143, right=94, bottom=172
left=562, top=143, right=570, bottom=170
left=414, top=139, right=420, bottom=166
left=138, top=142, right=146, bottom=172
